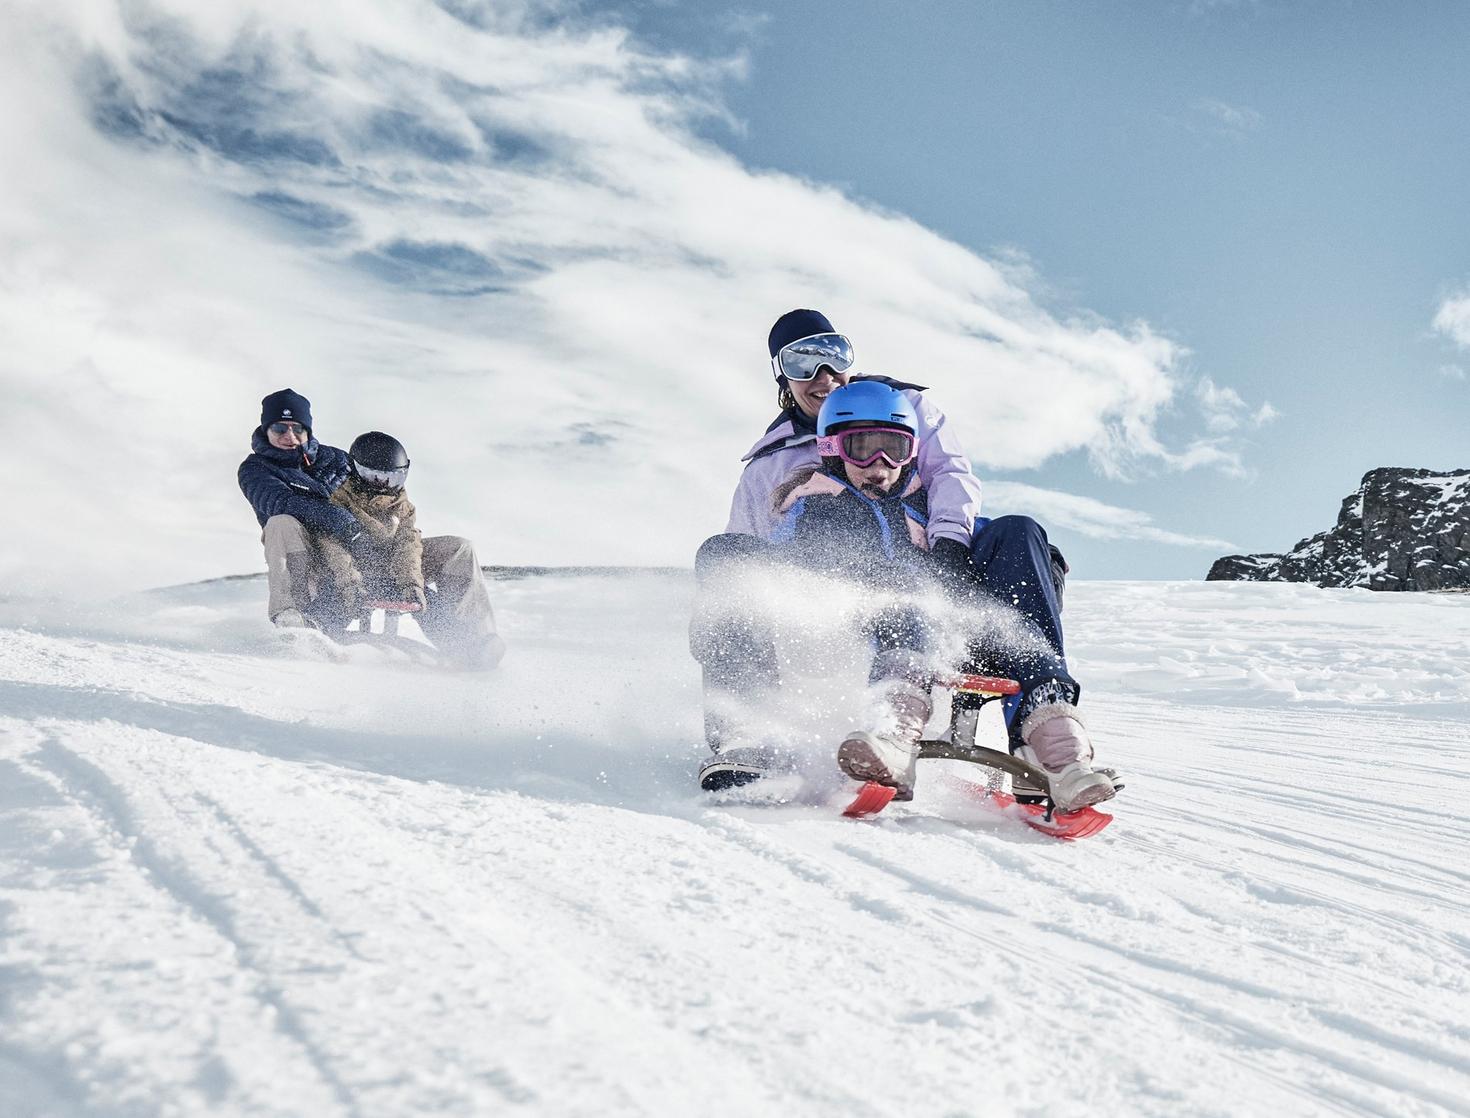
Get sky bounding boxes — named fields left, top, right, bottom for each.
left=1, top=0, right=1466, bottom=591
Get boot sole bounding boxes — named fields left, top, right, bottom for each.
left=1055, top=779, right=1117, bottom=814
left=837, top=737, right=914, bottom=801
left=699, top=763, right=765, bottom=792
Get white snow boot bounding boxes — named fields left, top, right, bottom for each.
left=1018, top=703, right=1116, bottom=813
left=837, top=681, right=932, bottom=801
left=272, top=607, right=316, bottom=630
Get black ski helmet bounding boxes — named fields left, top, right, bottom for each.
left=348, top=431, right=410, bottom=492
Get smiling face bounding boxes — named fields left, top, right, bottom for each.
left=266, top=421, right=309, bottom=452
left=788, top=365, right=852, bottom=419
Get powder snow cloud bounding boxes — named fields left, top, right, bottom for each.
left=1, top=0, right=1262, bottom=590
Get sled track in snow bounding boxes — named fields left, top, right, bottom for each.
left=2, top=577, right=1469, bottom=1115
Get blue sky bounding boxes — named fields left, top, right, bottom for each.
left=2, top=0, right=1466, bottom=589
left=621, top=0, right=1470, bottom=576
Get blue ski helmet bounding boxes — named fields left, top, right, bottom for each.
left=816, top=380, right=918, bottom=436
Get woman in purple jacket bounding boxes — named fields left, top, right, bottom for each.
left=725, top=309, right=984, bottom=560
left=692, top=309, right=1077, bottom=791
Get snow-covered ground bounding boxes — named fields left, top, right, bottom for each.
left=2, top=574, right=1468, bottom=1117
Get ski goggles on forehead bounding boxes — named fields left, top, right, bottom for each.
left=354, top=463, right=409, bottom=491
left=817, top=425, right=917, bottom=468
left=772, top=333, right=855, bottom=382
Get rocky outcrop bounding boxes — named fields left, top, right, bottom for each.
left=1207, top=468, right=1470, bottom=591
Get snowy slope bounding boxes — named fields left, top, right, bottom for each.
left=2, top=574, right=1468, bottom=1117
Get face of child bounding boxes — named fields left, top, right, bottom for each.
left=844, top=457, right=902, bottom=497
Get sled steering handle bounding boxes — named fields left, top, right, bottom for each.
left=947, top=673, right=1021, bottom=696
left=365, top=599, right=423, bottom=613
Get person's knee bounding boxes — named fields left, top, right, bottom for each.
left=870, top=647, right=929, bottom=688
left=985, top=514, right=1045, bottom=542
left=428, top=535, right=478, bottom=572
left=263, top=514, right=309, bottom=548
left=695, top=532, right=768, bottom=578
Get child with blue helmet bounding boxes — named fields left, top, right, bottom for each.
left=695, top=380, right=1115, bottom=813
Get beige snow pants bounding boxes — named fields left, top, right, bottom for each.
left=262, top=515, right=504, bottom=666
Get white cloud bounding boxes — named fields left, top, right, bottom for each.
left=1193, top=98, right=1261, bottom=137
left=1433, top=292, right=1470, bottom=350
left=983, top=482, right=1235, bottom=551
left=1437, top=364, right=1467, bottom=381
left=1193, top=376, right=1277, bottom=444
left=0, top=0, right=1253, bottom=591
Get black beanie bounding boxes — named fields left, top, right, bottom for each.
left=261, top=388, right=313, bottom=432
left=768, top=309, right=836, bottom=358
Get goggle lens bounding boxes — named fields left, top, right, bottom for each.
left=355, top=463, right=409, bottom=491
left=817, top=426, right=916, bottom=468
left=775, top=333, right=855, bottom=382
left=269, top=422, right=307, bottom=436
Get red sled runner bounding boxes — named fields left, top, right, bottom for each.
left=841, top=674, right=1117, bottom=841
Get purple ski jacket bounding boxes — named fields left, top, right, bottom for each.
left=724, top=379, right=983, bottom=548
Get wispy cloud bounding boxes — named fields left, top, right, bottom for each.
left=1193, top=97, right=1262, bottom=137
left=983, top=482, right=1235, bottom=551
left=1433, top=291, right=1470, bottom=350
left=1438, top=364, right=1467, bottom=381
left=1196, top=376, right=1277, bottom=433
left=1, top=0, right=1256, bottom=590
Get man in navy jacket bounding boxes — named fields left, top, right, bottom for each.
left=238, top=388, right=361, bottom=628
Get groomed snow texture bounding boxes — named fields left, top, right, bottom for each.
left=2, top=574, right=1468, bottom=1117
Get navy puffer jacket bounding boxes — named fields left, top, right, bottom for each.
left=771, top=467, right=932, bottom=590
left=238, top=428, right=359, bottom=540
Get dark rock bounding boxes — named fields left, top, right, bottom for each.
left=1206, top=468, right=1470, bottom=591
left=1206, top=554, right=1285, bottom=582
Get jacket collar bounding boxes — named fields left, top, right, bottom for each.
left=776, top=466, right=923, bottom=512
left=740, top=419, right=814, bottom=463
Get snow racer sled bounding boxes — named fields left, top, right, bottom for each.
left=335, top=599, right=440, bottom=664
left=279, top=598, right=441, bottom=666
left=842, top=673, right=1120, bottom=840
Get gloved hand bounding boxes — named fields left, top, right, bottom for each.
left=1049, top=544, right=1069, bottom=612
left=929, top=536, right=976, bottom=595
left=328, top=506, right=363, bottom=544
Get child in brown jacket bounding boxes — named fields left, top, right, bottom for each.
left=322, top=431, right=425, bottom=615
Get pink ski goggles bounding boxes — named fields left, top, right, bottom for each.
left=816, top=425, right=917, bottom=468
